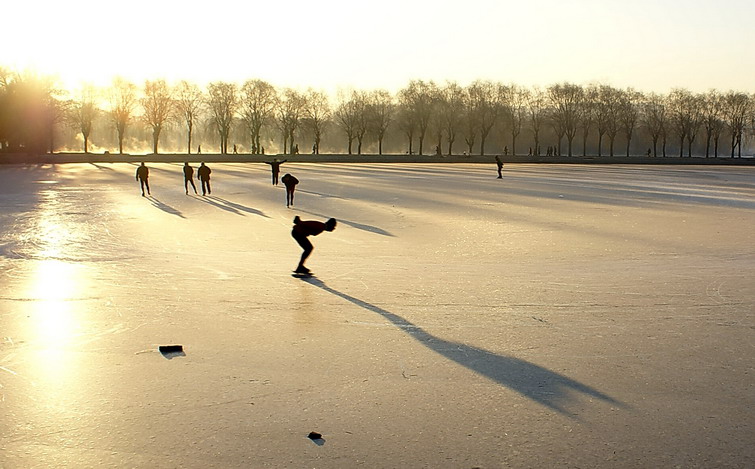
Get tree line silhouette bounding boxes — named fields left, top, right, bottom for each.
left=1, top=67, right=753, bottom=158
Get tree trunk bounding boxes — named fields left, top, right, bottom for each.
left=152, top=127, right=161, bottom=154
left=597, top=133, right=603, bottom=157
left=511, top=133, right=517, bottom=156
left=187, top=124, right=193, bottom=154
left=705, top=133, right=711, bottom=158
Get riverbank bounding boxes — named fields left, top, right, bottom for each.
left=1, top=152, right=753, bottom=165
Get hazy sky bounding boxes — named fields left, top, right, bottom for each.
left=5, top=0, right=754, bottom=94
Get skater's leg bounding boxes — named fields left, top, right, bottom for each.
left=184, top=178, right=189, bottom=194
left=145, top=180, right=150, bottom=195
left=293, top=233, right=313, bottom=271
left=190, top=179, right=197, bottom=194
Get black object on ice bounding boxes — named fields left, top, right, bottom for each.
left=159, top=345, right=185, bottom=359
left=159, top=345, right=183, bottom=353
left=308, top=432, right=324, bottom=445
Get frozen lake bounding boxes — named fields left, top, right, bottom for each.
left=1, top=162, right=753, bottom=468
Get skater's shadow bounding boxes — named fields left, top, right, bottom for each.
left=302, top=277, right=626, bottom=417
left=208, top=196, right=269, bottom=218
left=296, top=209, right=394, bottom=237
left=148, top=196, right=185, bottom=218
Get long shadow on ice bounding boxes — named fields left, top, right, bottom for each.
left=302, top=276, right=625, bottom=417
left=208, top=196, right=269, bottom=218
left=148, top=196, right=185, bottom=218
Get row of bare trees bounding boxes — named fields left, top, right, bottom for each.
left=1, top=68, right=753, bottom=157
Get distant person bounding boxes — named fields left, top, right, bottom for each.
left=504, top=146, right=508, bottom=156
left=135, top=162, right=150, bottom=197
left=197, top=144, right=202, bottom=154
left=233, top=144, right=238, bottom=154
left=265, top=158, right=286, bottom=185
left=291, top=216, right=337, bottom=275
left=183, top=162, right=198, bottom=195
left=647, top=148, right=652, bottom=157
left=495, top=156, right=503, bottom=179
left=281, top=173, right=299, bottom=207
left=528, top=147, right=533, bottom=156
left=197, top=162, right=212, bottom=195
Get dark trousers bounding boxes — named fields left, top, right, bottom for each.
left=200, top=179, right=211, bottom=195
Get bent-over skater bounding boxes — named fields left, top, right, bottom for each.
left=281, top=173, right=299, bottom=207
left=291, top=216, right=337, bottom=275
left=197, top=162, right=211, bottom=195
left=135, top=162, right=150, bottom=196
left=183, top=162, right=198, bottom=194
left=265, top=159, right=286, bottom=185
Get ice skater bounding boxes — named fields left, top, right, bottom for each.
left=183, top=162, right=198, bottom=194
left=265, top=158, right=286, bottom=185
left=281, top=173, right=299, bottom=207
left=135, top=162, right=150, bottom=196
left=291, top=216, right=337, bottom=275
left=197, top=162, right=211, bottom=195
left=495, top=155, right=503, bottom=178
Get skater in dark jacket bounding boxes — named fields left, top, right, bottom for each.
left=265, top=159, right=286, bottom=185
left=197, top=162, right=212, bottom=195
left=291, top=216, right=337, bottom=274
left=281, top=173, right=299, bottom=207
left=135, top=162, right=150, bottom=196
left=495, top=156, right=503, bottom=179
left=183, top=162, right=198, bottom=194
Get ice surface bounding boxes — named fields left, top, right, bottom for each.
left=1, top=162, right=753, bottom=467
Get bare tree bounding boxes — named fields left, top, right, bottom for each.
left=722, top=91, right=751, bottom=158
left=579, top=85, right=598, bottom=156
left=547, top=82, right=583, bottom=156
left=175, top=80, right=204, bottom=154
left=466, top=80, right=501, bottom=155
left=142, top=79, right=173, bottom=154
left=701, top=90, right=724, bottom=158
left=276, top=88, right=306, bottom=154
left=436, top=81, right=464, bottom=156
left=239, top=79, right=277, bottom=154
left=68, top=85, right=98, bottom=153
left=303, top=88, right=330, bottom=154
left=396, top=102, right=417, bottom=155
left=668, top=89, right=701, bottom=157
left=640, top=92, right=668, bottom=157
left=398, top=80, right=436, bottom=155
left=366, top=89, right=393, bottom=155
left=108, top=77, right=137, bottom=154
left=596, top=85, right=622, bottom=156
left=619, top=88, right=642, bottom=157
left=207, top=82, right=238, bottom=154
left=335, top=89, right=360, bottom=154
left=353, top=91, right=369, bottom=155
left=502, top=84, right=528, bottom=156
left=526, top=87, right=547, bottom=155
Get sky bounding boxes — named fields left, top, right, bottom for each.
left=4, top=0, right=754, bottom=94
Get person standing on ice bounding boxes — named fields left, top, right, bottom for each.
left=281, top=173, right=299, bottom=207
left=265, top=158, right=286, bottom=185
left=291, top=216, right=337, bottom=275
left=197, top=162, right=212, bottom=195
left=495, top=155, right=503, bottom=179
left=135, top=162, right=150, bottom=196
left=183, top=162, right=198, bottom=195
